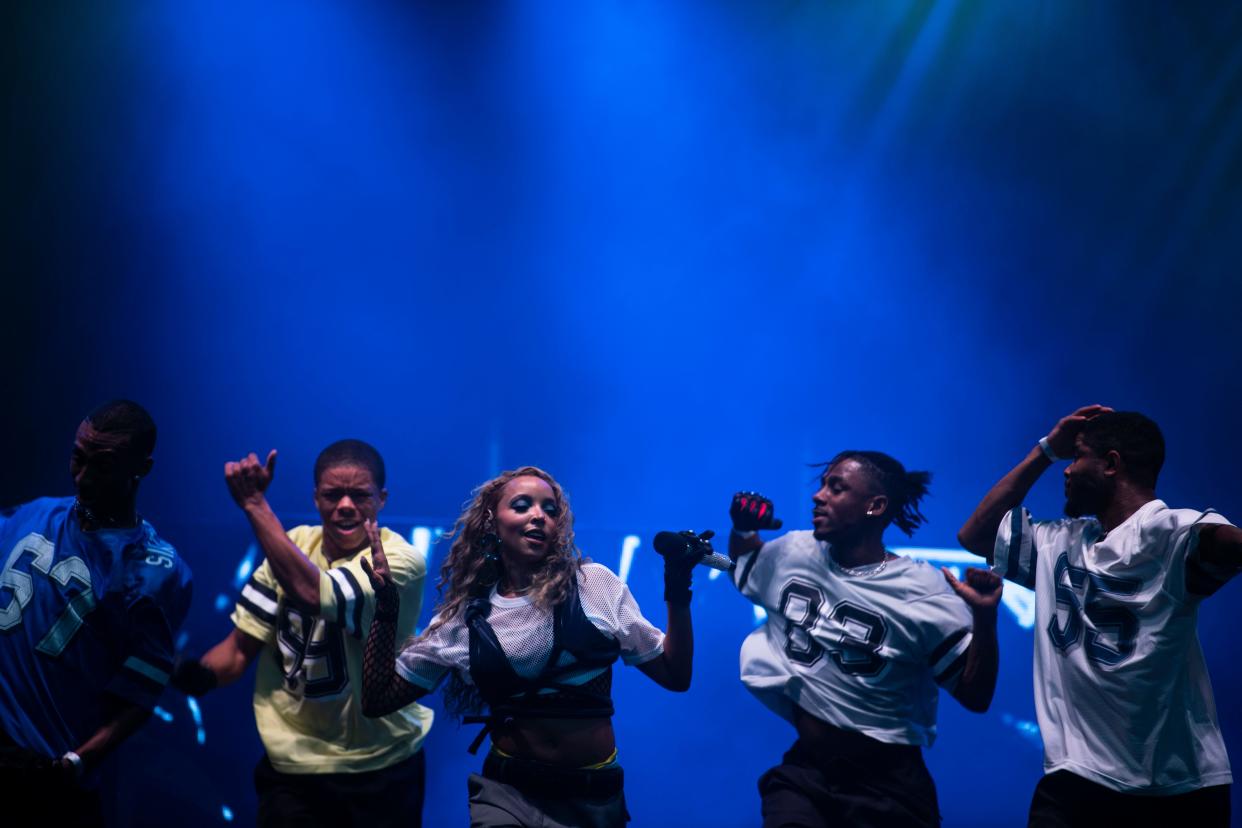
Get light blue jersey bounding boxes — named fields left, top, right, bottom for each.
left=0, top=497, right=192, bottom=758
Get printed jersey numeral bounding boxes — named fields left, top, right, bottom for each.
left=779, top=581, right=826, bottom=665
left=0, top=533, right=97, bottom=657
left=1047, top=552, right=1141, bottom=666
left=778, top=581, right=888, bottom=676
left=827, top=602, right=888, bottom=676
left=277, top=608, right=349, bottom=699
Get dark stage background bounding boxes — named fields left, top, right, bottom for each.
left=3, top=2, right=1241, bottom=825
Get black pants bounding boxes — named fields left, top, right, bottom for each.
left=0, top=767, right=101, bottom=827
left=1028, top=770, right=1230, bottom=828
left=759, top=736, right=939, bottom=828
left=254, top=749, right=426, bottom=828
left=0, top=729, right=101, bottom=827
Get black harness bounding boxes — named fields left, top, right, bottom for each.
left=462, top=579, right=619, bottom=753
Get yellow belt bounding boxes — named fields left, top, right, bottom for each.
left=491, top=745, right=619, bottom=770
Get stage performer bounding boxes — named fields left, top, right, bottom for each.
left=958, top=406, right=1239, bottom=826
left=728, top=451, right=1001, bottom=827
left=171, top=440, right=432, bottom=828
left=360, top=466, right=705, bottom=828
left=0, top=400, right=193, bottom=826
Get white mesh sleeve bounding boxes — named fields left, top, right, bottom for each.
left=578, top=563, right=665, bottom=665
left=394, top=611, right=470, bottom=690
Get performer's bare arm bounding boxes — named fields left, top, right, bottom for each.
left=958, top=405, right=1112, bottom=561
left=637, top=602, right=693, bottom=692
left=941, top=568, right=1003, bottom=712
left=225, top=450, right=322, bottom=611
left=62, top=697, right=151, bottom=775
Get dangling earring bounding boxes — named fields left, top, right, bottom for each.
left=476, top=511, right=502, bottom=588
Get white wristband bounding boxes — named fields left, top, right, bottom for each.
left=731, top=528, right=758, bottom=539
left=1038, top=436, right=1060, bottom=462
left=61, top=750, right=84, bottom=778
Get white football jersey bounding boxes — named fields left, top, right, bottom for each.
left=995, top=500, right=1235, bottom=794
left=734, top=530, right=974, bottom=747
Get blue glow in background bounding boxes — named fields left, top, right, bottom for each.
left=3, top=2, right=1241, bottom=825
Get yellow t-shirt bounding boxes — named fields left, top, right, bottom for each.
left=231, top=525, right=433, bottom=774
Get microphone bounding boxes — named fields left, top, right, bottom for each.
left=652, top=531, right=734, bottom=572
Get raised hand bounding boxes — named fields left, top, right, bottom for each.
left=659, top=530, right=716, bottom=572
left=224, top=449, right=277, bottom=510
left=358, top=519, right=401, bottom=622
left=658, top=530, right=716, bottom=606
left=1045, top=405, right=1113, bottom=459
left=358, top=519, right=393, bottom=591
left=942, top=567, right=1004, bottom=613
left=731, top=492, right=783, bottom=532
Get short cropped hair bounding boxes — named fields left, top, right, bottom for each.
left=86, top=399, right=157, bottom=457
left=313, top=439, right=386, bottom=489
left=1079, top=411, right=1164, bottom=489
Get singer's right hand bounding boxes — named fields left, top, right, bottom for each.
left=731, top=491, right=782, bottom=532
left=657, top=530, right=715, bottom=607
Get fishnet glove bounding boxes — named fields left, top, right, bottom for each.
left=359, top=520, right=424, bottom=717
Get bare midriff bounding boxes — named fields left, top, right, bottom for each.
left=491, top=716, right=616, bottom=767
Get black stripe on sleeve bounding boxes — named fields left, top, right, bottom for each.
left=330, top=574, right=348, bottom=629
left=928, top=627, right=969, bottom=667
left=121, top=666, right=167, bottom=696
left=245, top=575, right=277, bottom=601
left=935, top=651, right=969, bottom=685
left=238, top=592, right=276, bottom=625
left=736, top=545, right=764, bottom=593
left=339, top=566, right=366, bottom=638
left=1004, top=509, right=1024, bottom=583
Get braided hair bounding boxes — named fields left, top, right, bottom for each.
left=819, top=450, right=932, bottom=537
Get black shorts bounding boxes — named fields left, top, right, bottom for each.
left=759, top=733, right=939, bottom=828
left=254, top=749, right=426, bottom=828
left=1028, top=770, right=1230, bottom=828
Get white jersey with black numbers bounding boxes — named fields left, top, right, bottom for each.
left=733, top=530, right=974, bottom=747
left=994, top=500, right=1236, bottom=794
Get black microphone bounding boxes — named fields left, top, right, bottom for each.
left=652, top=531, right=733, bottom=572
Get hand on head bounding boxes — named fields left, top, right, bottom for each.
left=1045, top=405, right=1113, bottom=459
